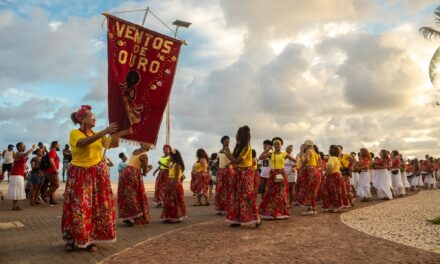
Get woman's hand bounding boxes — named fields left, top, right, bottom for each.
left=103, top=123, right=119, bottom=135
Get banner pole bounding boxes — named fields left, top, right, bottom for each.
left=165, top=26, right=180, bottom=145
left=141, top=7, right=149, bottom=26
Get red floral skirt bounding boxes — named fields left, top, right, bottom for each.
left=344, top=176, right=352, bottom=199
left=215, top=168, right=230, bottom=213
left=117, top=166, right=150, bottom=225
left=153, top=169, right=169, bottom=204
left=296, top=166, right=321, bottom=209
left=259, top=169, right=289, bottom=219
left=61, top=162, right=116, bottom=248
left=322, top=172, right=350, bottom=210
left=226, top=167, right=258, bottom=225
left=190, top=171, right=209, bottom=196
left=161, top=178, right=186, bottom=221
left=317, top=173, right=326, bottom=202
left=254, top=169, right=260, bottom=196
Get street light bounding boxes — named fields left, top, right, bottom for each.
left=166, top=19, right=191, bottom=145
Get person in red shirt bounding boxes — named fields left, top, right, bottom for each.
left=7, top=142, right=36, bottom=210
left=45, top=141, right=60, bottom=205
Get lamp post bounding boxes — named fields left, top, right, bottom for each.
left=166, top=19, right=191, bottom=145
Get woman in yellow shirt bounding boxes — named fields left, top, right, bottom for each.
left=62, top=105, right=118, bottom=252
left=322, top=145, right=349, bottom=212
left=190, top=149, right=210, bottom=206
left=117, top=144, right=153, bottom=227
left=258, top=137, right=295, bottom=220
left=215, top=136, right=231, bottom=214
left=161, top=149, right=187, bottom=223
left=152, top=145, right=171, bottom=207
left=221, top=125, right=260, bottom=228
left=296, top=139, right=321, bottom=215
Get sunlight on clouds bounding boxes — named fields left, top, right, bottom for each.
left=48, top=21, right=62, bottom=32
left=270, top=39, right=290, bottom=55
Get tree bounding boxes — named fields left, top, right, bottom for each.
left=420, top=5, right=440, bottom=89
left=419, top=6, right=440, bottom=40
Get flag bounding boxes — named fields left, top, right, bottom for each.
left=105, top=14, right=183, bottom=146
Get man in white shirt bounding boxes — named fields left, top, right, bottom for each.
left=2, top=144, right=15, bottom=182
left=258, top=140, right=272, bottom=196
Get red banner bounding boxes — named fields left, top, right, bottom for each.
left=105, top=14, right=182, bottom=146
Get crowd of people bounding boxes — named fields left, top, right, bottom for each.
left=0, top=105, right=438, bottom=253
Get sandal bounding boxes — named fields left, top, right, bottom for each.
left=301, top=210, right=314, bottom=216
left=64, top=243, right=74, bottom=252
left=255, top=221, right=262, bottom=228
left=203, top=203, right=210, bottom=206
left=193, top=203, right=202, bottom=206
left=230, top=223, right=241, bottom=227
left=123, top=220, right=134, bottom=226
left=86, top=244, right=98, bottom=252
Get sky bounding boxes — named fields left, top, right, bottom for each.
left=1, top=0, right=440, bottom=181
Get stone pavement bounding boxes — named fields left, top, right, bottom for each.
left=102, top=195, right=440, bottom=264
left=1, top=185, right=439, bottom=264
left=0, top=193, right=214, bottom=264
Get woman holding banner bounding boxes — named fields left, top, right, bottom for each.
left=221, top=125, right=261, bottom=228
left=118, top=144, right=153, bottom=226
left=62, top=105, right=118, bottom=252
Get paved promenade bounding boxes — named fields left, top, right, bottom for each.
left=0, top=181, right=439, bottom=263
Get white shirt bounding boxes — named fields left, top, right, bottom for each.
left=218, top=152, right=230, bottom=169
left=284, top=158, right=296, bottom=175
left=258, top=158, right=271, bottom=178
left=3, top=150, right=13, bottom=164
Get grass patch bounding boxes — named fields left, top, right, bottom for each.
left=427, top=216, right=440, bottom=225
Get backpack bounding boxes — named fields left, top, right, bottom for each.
left=39, top=153, right=51, bottom=171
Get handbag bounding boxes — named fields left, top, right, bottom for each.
left=273, top=152, right=284, bottom=183
left=391, top=170, right=399, bottom=175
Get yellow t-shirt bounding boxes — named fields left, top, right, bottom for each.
left=304, top=149, right=319, bottom=167
left=69, top=129, right=108, bottom=168
left=159, top=156, right=170, bottom=170
left=253, top=158, right=258, bottom=170
left=169, top=163, right=183, bottom=180
left=194, top=159, right=206, bottom=172
left=237, top=145, right=252, bottom=168
left=340, top=153, right=350, bottom=168
left=326, top=156, right=341, bottom=174
left=270, top=151, right=287, bottom=169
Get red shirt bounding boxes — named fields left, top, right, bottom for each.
left=46, top=149, right=60, bottom=174
left=11, top=156, right=27, bottom=176
left=392, top=158, right=400, bottom=168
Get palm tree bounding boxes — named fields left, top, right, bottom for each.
left=420, top=5, right=440, bottom=89
left=419, top=6, right=440, bottom=40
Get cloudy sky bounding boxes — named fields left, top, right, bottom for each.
left=1, top=0, right=440, bottom=180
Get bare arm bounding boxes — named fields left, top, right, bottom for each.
left=76, top=123, right=118, bottom=147
left=15, top=147, right=35, bottom=159
left=139, top=154, right=152, bottom=176
left=221, top=148, right=243, bottom=165
left=286, top=154, right=296, bottom=162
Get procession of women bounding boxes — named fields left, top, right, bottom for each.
left=18, top=106, right=423, bottom=252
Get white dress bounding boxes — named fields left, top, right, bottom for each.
left=284, top=159, right=297, bottom=183
left=357, top=171, right=371, bottom=198
left=401, top=171, right=411, bottom=188
left=374, top=169, right=393, bottom=200
left=390, top=169, right=405, bottom=196
left=350, top=172, right=359, bottom=191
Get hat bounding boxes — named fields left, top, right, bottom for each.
left=304, top=139, right=314, bottom=146
left=272, top=137, right=283, bottom=145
